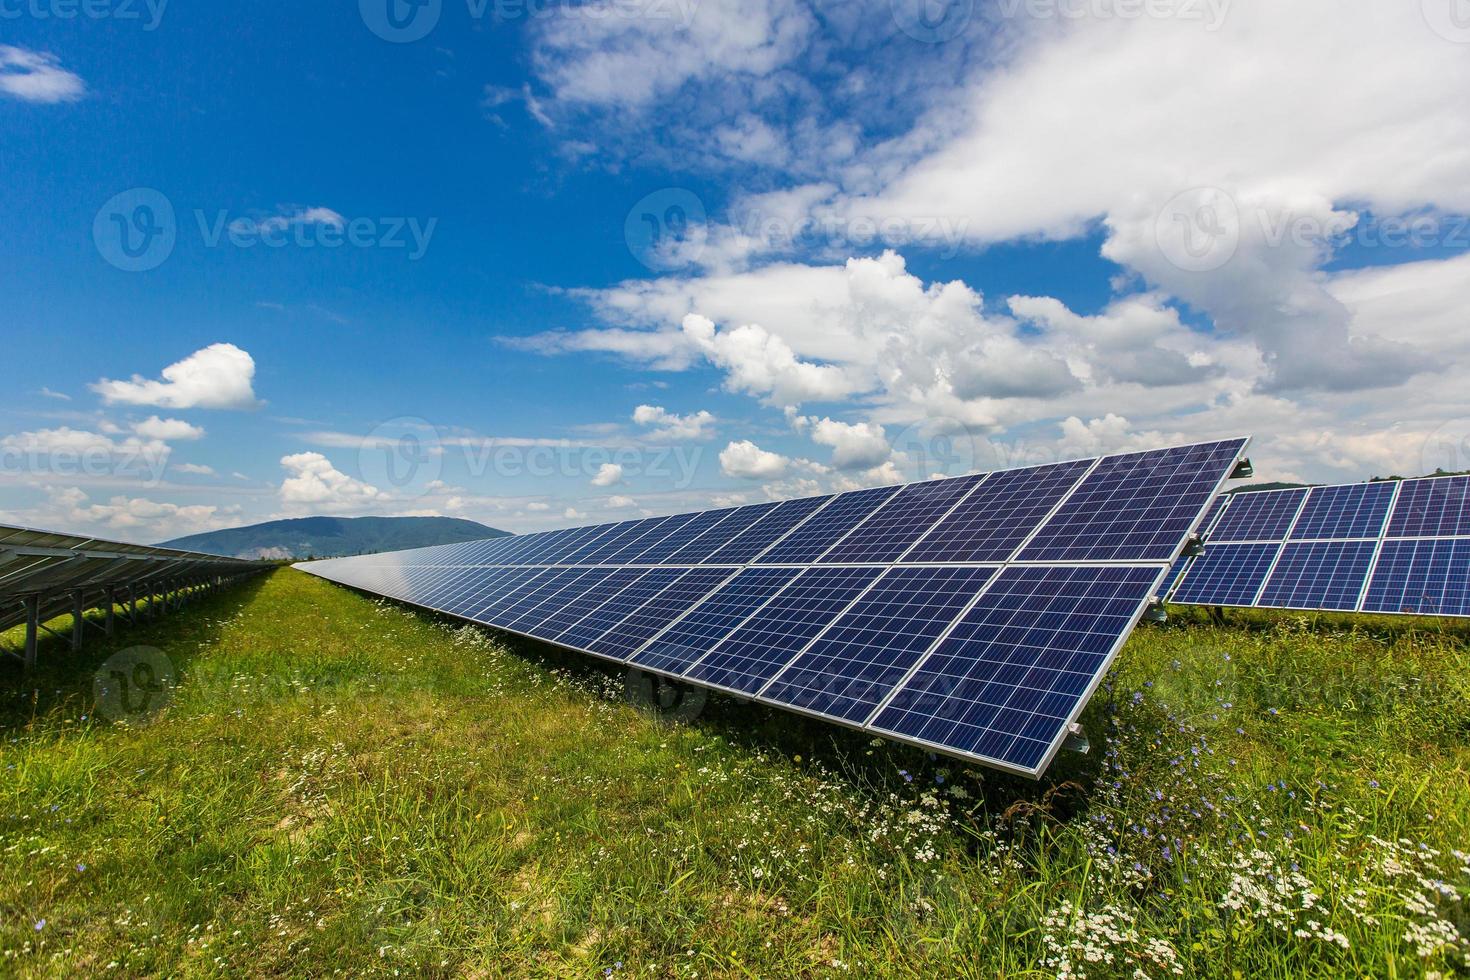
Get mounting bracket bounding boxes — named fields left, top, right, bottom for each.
left=1062, top=723, right=1090, bottom=755
left=1230, top=458, right=1255, bottom=480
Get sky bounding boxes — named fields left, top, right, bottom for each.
left=2, top=0, right=1469, bottom=543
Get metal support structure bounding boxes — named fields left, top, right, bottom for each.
left=105, top=587, right=116, bottom=636
left=24, top=595, right=39, bottom=670
left=71, top=590, right=84, bottom=652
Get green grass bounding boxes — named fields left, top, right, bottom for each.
left=2, top=568, right=1468, bottom=977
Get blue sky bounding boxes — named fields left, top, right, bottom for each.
left=3, top=0, right=1469, bottom=543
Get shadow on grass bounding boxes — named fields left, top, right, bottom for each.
left=1161, top=603, right=1470, bottom=644
left=0, top=573, right=271, bottom=733
left=361, top=594, right=1103, bottom=823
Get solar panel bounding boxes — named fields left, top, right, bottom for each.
left=1208, top=488, right=1307, bottom=542
left=632, top=566, right=803, bottom=675
left=297, top=437, right=1250, bottom=775
left=685, top=565, right=885, bottom=695
left=1171, top=474, right=1470, bottom=617
left=756, top=485, right=902, bottom=565
left=758, top=566, right=998, bottom=723
left=1361, top=538, right=1470, bottom=616
left=1385, top=476, right=1470, bottom=538
left=1170, top=542, right=1281, bottom=606
left=904, top=459, right=1092, bottom=563
left=870, top=564, right=1163, bottom=773
left=1288, top=482, right=1395, bottom=541
left=820, top=474, right=984, bottom=564
left=1256, top=541, right=1378, bottom=611
left=1018, top=440, right=1249, bottom=562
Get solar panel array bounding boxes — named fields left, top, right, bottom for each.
left=298, top=438, right=1248, bottom=776
left=1168, top=474, right=1470, bottom=617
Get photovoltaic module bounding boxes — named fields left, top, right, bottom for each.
left=298, top=437, right=1249, bottom=776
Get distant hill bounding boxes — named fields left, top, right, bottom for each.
left=160, top=516, right=510, bottom=560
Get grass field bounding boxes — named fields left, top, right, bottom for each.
left=2, top=567, right=1468, bottom=977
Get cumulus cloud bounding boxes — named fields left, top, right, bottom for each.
left=132, top=416, right=205, bottom=441
left=719, top=440, right=796, bottom=479
left=34, top=486, right=236, bottom=538
left=606, top=494, right=637, bottom=508
left=93, top=343, right=261, bottom=410
left=591, top=462, right=624, bottom=487
left=0, top=46, right=85, bottom=104
left=682, top=313, right=856, bottom=406
left=632, top=404, right=717, bottom=441
left=794, top=416, right=893, bottom=470
left=278, top=452, right=381, bottom=512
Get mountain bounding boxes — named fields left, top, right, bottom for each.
left=159, top=516, right=510, bottom=560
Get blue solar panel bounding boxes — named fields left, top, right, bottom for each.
left=871, top=565, right=1162, bottom=774
left=602, top=513, right=702, bottom=565
left=1171, top=543, right=1282, bottom=607
left=819, top=475, right=984, bottom=564
left=1209, top=488, right=1307, bottom=542
left=664, top=502, right=778, bottom=564
left=1361, top=539, right=1470, bottom=616
left=534, top=567, right=644, bottom=637
left=1257, top=541, right=1378, bottom=610
left=703, top=495, right=832, bottom=565
left=554, top=567, right=688, bottom=651
left=1385, top=476, right=1470, bottom=538
left=1289, top=482, right=1396, bottom=540
left=585, top=567, right=737, bottom=660
left=631, top=567, right=802, bottom=675
left=299, top=435, right=1251, bottom=774
left=905, top=459, right=1092, bottom=563
left=1019, top=439, right=1247, bottom=562
left=632, top=507, right=739, bottom=564
left=686, top=566, right=884, bottom=695
left=756, top=485, right=902, bottom=565
left=760, top=566, right=996, bottom=723
left=1198, top=494, right=1229, bottom=536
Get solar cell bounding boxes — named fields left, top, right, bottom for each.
left=534, top=567, right=646, bottom=638
left=631, top=566, right=802, bottom=675
left=756, top=485, right=902, bottom=565
left=1208, top=488, right=1307, bottom=543
left=577, top=517, right=667, bottom=565
left=703, top=495, right=832, bottom=565
left=1361, top=538, right=1470, bottom=616
left=871, top=565, right=1162, bottom=774
left=602, top=513, right=701, bottom=565
left=1019, top=439, right=1247, bottom=562
left=1170, top=543, right=1282, bottom=607
left=1256, top=541, right=1378, bottom=611
left=496, top=567, right=605, bottom=632
left=663, top=502, right=778, bottom=564
left=583, top=567, right=737, bottom=660
left=633, top=507, right=739, bottom=564
left=904, top=459, right=1092, bottom=563
left=1198, top=494, right=1230, bottom=536
left=686, top=566, right=884, bottom=695
left=759, top=566, right=996, bottom=723
left=1385, top=476, right=1470, bottom=538
left=819, top=474, right=984, bottom=564
left=1289, top=482, right=1396, bottom=540
left=554, top=567, right=689, bottom=651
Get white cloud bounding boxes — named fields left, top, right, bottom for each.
left=591, top=462, right=624, bottom=487
left=682, top=312, right=856, bottom=406
left=526, top=501, right=552, bottom=511
left=794, top=416, right=893, bottom=470
left=172, top=462, right=216, bottom=476
left=719, top=439, right=795, bottom=479
left=0, top=426, right=173, bottom=479
left=606, top=494, right=637, bottom=508
left=229, top=206, right=346, bottom=237
left=29, top=486, right=237, bottom=539
left=93, top=343, right=261, bottom=410
left=132, top=416, right=205, bottom=441
left=278, top=452, right=382, bottom=513
left=38, top=387, right=70, bottom=401
left=632, top=404, right=717, bottom=441
left=0, top=46, right=85, bottom=104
